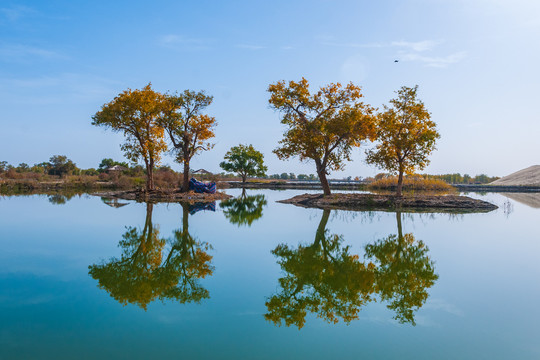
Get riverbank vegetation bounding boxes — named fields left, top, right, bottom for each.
left=0, top=80, right=502, bottom=200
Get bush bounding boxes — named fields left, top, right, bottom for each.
left=154, top=168, right=180, bottom=189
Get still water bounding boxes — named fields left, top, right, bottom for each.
left=0, top=189, right=539, bottom=359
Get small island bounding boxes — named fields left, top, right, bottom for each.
left=279, top=193, right=498, bottom=213
left=93, top=189, right=231, bottom=203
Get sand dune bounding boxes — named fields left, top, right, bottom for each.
left=490, top=165, right=540, bottom=186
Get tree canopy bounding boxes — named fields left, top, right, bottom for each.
left=92, top=84, right=168, bottom=191
left=268, top=78, right=377, bottom=195
left=366, top=85, right=440, bottom=196
left=98, top=158, right=129, bottom=172
left=48, top=155, right=78, bottom=177
left=219, top=144, right=267, bottom=183
left=161, top=90, right=216, bottom=192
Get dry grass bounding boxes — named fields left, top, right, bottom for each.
left=368, top=176, right=453, bottom=193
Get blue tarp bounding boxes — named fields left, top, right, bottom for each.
left=188, top=178, right=216, bottom=194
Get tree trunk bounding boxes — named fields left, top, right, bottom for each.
left=396, top=169, right=404, bottom=197
left=315, top=160, right=331, bottom=196
left=181, top=160, right=190, bottom=192
left=145, top=160, right=154, bottom=192
left=242, top=174, right=247, bottom=184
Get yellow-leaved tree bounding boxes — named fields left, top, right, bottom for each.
left=161, top=90, right=217, bottom=192
left=268, top=78, right=376, bottom=195
left=366, top=86, right=440, bottom=197
left=92, top=84, right=167, bottom=192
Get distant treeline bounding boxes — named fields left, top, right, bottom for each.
left=370, top=172, right=499, bottom=185
left=419, top=173, right=499, bottom=184
left=1, top=156, right=500, bottom=188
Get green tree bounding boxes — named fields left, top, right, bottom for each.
left=98, top=158, right=129, bottom=173
left=161, top=90, right=217, bottom=192
left=16, top=163, right=30, bottom=173
left=268, top=78, right=376, bottom=195
left=366, top=86, right=440, bottom=197
left=48, top=155, right=77, bottom=177
left=0, top=161, right=8, bottom=173
left=219, top=144, right=267, bottom=184
left=92, top=84, right=168, bottom=192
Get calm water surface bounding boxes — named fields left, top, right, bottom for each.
left=0, top=189, right=539, bottom=359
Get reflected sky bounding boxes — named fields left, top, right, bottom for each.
left=0, top=189, right=539, bottom=359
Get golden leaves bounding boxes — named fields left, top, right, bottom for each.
left=366, top=85, right=440, bottom=176
left=268, top=78, right=376, bottom=172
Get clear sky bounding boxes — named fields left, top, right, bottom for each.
left=1, top=0, right=539, bottom=178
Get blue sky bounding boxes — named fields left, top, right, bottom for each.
left=1, top=0, right=539, bottom=177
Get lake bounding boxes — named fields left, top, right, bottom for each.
left=1, top=189, right=539, bottom=359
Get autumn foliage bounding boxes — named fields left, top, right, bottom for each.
left=269, top=78, right=377, bottom=195
left=161, top=90, right=217, bottom=192
left=92, top=85, right=216, bottom=192
left=366, top=86, right=440, bottom=196
left=92, top=84, right=168, bottom=191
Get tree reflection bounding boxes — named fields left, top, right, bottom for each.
left=88, top=202, right=213, bottom=309
left=265, top=209, right=376, bottom=329
left=220, top=189, right=267, bottom=227
left=266, top=209, right=438, bottom=328
left=364, top=211, right=438, bottom=325
left=48, top=192, right=79, bottom=205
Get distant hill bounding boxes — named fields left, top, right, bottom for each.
left=490, top=165, right=540, bottom=186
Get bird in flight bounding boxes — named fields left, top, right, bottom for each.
left=394, top=60, right=399, bottom=63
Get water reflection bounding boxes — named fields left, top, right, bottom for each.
left=47, top=192, right=81, bottom=205
left=88, top=202, right=214, bottom=309
left=266, top=209, right=438, bottom=328
left=265, top=209, right=375, bottom=329
left=503, top=192, right=540, bottom=209
left=101, top=197, right=130, bottom=208
left=220, top=189, right=267, bottom=227
left=364, top=211, right=438, bottom=325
